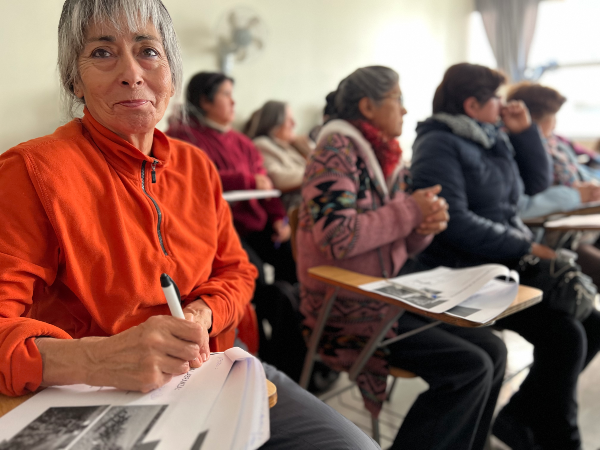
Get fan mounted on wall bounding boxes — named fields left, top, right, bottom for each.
left=215, top=6, right=267, bottom=74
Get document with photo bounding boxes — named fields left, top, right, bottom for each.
left=359, top=264, right=516, bottom=314
left=0, top=347, right=269, bottom=450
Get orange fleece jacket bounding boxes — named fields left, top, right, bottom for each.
left=0, top=110, right=257, bottom=396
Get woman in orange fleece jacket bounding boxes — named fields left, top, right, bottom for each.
left=0, top=1, right=380, bottom=449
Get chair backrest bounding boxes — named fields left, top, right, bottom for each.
left=288, top=206, right=300, bottom=262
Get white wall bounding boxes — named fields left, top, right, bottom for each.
left=0, top=0, right=473, bottom=154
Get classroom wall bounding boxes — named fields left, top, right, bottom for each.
left=0, top=0, right=473, bottom=154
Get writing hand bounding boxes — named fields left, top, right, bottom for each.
left=37, top=315, right=206, bottom=393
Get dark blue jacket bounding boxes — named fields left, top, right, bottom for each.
left=411, top=117, right=547, bottom=268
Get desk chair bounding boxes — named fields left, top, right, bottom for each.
left=295, top=264, right=542, bottom=445
left=288, top=206, right=417, bottom=443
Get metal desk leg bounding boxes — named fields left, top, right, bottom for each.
left=299, top=286, right=339, bottom=389
left=348, top=306, right=405, bottom=382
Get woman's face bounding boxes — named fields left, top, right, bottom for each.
left=367, top=84, right=407, bottom=139
left=73, top=20, right=174, bottom=141
left=272, top=106, right=296, bottom=143
left=201, top=80, right=235, bottom=126
left=467, top=95, right=501, bottom=124
left=536, top=113, right=557, bottom=138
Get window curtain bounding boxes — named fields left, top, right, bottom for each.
left=475, top=0, right=542, bottom=81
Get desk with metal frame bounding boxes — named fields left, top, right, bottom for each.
left=299, top=265, right=544, bottom=390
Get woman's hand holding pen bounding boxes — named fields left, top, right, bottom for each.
left=36, top=315, right=207, bottom=393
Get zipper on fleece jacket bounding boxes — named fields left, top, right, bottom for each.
left=141, top=160, right=167, bottom=255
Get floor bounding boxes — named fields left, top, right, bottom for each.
left=321, top=330, right=600, bottom=450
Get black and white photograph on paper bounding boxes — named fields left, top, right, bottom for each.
left=373, top=284, right=446, bottom=309
left=70, top=405, right=167, bottom=450
left=445, top=305, right=480, bottom=318
left=0, top=405, right=109, bottom=450
left=0, top=404, right=167, bottom=450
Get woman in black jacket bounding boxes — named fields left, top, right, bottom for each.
left=411, top=63, right=600, bottom=450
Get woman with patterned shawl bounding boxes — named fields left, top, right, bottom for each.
left=296, top=66, right=507, bottom=450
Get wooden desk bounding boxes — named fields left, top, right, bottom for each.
left=299, top=265, right=543, bottom=388
left=0, top=380, right=278, bottom=419
left=523, top=201, right=600, bottom=228
left=308, top=266, right=543, bottom=327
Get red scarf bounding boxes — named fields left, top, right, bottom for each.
left=350, top=120, right=402, bottom=179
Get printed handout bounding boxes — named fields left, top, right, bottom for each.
left=360, top=264, right=519, bottom=320
left=0, top=347, right=269, bottom=450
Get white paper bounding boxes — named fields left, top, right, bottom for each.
left=0, top=347, right=269, bottom=450
left=445, top=271, right=520, bottom=323
left=545, top=214, right=600, bottom=228
left=222, top=190, right=281, bottom=202
left=359, top=264, right=512, bottom=314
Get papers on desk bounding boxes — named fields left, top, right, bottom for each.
left=359, top=264, right=519, bottom=323
left=545, top=214, right=600, bottom=228
left=0, top=347, right=269, bottom=450
left=222, top=190, right=281, bottom=202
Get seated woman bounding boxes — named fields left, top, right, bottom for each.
left=244, top=101, right=313, bottom=211
left=297, top=65, right=507, bottom=450
left=0, top=2, right=380, bottom=449
left=411, top=63, right=600, bottom=450
left=507, top=82, right=600, bottom=286
left=167, top=73, right=296, bottom=285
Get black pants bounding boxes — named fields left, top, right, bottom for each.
left=260, top=363, right=380, bottom=449
left=497, top=305, right=600, bottom=449
left=241, top=226, right=297, bottom=285
left=386, top=314, right=507, bottom=450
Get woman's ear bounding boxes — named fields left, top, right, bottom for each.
left=199, top=95, right=209, bottom=113
left=463, top=96, right=480, bottom=118
left=72, top=78, right=84, bottom=99
left=358, top=97, right=375, bottom=120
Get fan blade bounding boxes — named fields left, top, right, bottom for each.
left=228, top=11, right=237, bottom=28
left=253, top=37, right=263, bottom=50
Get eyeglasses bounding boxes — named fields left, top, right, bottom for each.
left=384, top=94, right=404, bottom=107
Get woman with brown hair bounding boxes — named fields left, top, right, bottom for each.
left=411, top=63, right=600, bottom=450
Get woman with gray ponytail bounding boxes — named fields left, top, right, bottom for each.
left=297, top=66, right=506, bottom=450
left=244, top=101, right=313, bottom=210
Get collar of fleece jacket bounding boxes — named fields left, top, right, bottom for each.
left=81, top=107, right=172, bottom=179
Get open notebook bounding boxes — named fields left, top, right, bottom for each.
left=360, top=264, right=519, bottom=324
left=0, top=348, right=269, bottom=450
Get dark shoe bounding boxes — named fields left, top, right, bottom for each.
left=492, top=409, right=541, bottom=450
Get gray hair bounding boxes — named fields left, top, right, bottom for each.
left=243, top=101, right=287, bottom=139
left=333, top=66, right=399, bottom=121
left=58, top=0, right=183, bottom=117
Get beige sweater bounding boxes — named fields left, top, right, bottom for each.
left=253, top=136, right=307, bottom=191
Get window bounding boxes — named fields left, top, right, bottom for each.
left=468, top=0, right=600, bottom=141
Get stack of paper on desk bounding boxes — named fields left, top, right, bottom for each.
left=545, top=214, right=600, bottom=228
left=0, top=347, right=269, bottom=450
left=359, top=264, right=519, bottom=323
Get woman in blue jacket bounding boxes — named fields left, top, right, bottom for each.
left=411, top=63, right=600, bottom=450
